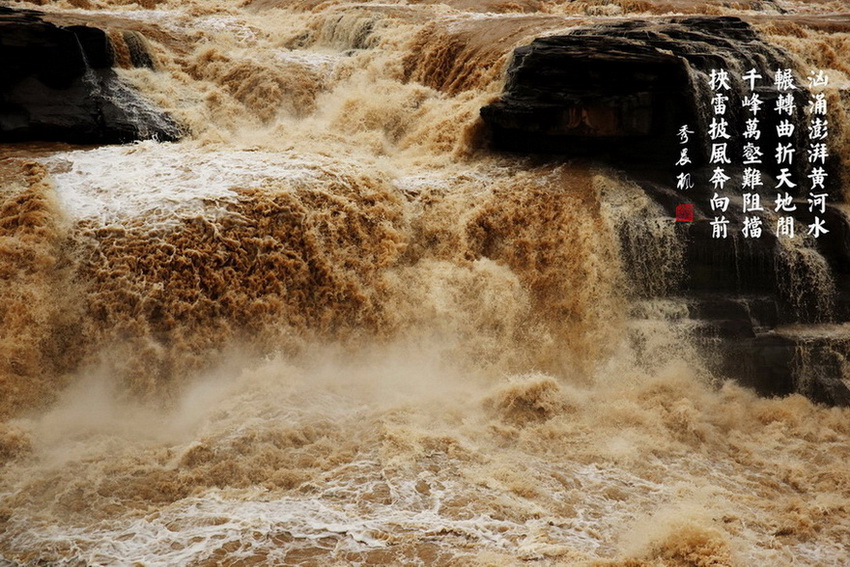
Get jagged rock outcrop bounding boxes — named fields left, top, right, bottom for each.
left=0, top=7, right=181, bottom=144
left=482, top=17, right=850, bottom=406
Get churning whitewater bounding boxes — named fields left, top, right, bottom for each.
left=1, top=0, right=849, bottom=565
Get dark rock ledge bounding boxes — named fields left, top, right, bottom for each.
left=0, top=6, right=181, bottom=144
left=481, top=17, right=850, bottom=406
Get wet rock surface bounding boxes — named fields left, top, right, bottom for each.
left=483, top=16, right=850, bottom=406
left=0, top=6, right=181, bottom=144
left=481, top=17, right=797, bottom=168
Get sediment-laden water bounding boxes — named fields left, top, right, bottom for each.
left=1, top=1, right=849, bottom=565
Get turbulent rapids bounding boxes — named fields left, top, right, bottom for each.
left=1, top=0, right=850, bottom=565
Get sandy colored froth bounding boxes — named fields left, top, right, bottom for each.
left=2, top=0, right=850, bottom=564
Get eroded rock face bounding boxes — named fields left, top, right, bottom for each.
left=483, top=17, right=850, bottom=406
left=481, top=17, right=798, bottom=166
left=0, top=7, right=181, bottom=144
left=482, top=37, right=688, bottom=159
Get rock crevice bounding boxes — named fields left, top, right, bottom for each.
left=0, top=7, right=181, bottom=144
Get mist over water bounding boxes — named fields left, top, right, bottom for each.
left=1, top=0, right=849, bottom=565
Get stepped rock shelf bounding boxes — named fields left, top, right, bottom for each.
left=0, top=6, right=180, bottom=144
left=482, top=16, right=850, bottom=406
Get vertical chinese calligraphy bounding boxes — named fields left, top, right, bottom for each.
left=741, top=68, right=764, bottom=238
left=680, top=66, right=832, bottom=241
left=773, top=67, right=798, bottom=239
left=806, top=69, right=830, bottom=238
left=676, top=123, right=695, bottom=191
left=675, top=118, right=695, bottom=223
left=708, top=69, right=732, bottom=238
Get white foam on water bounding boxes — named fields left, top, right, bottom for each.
left=195, top=15, right=259, bottom=43
left=50, top=8, right=182, bottom=24
left=1, top=462, right=658, bottom=566
left=273, top=49, right=343, bottom=73
left=5, top=453, right=840, bottom=566
left=39, top=143, right=323, bottom=226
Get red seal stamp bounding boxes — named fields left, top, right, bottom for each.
left=675, top=204, right=694, bottom=222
